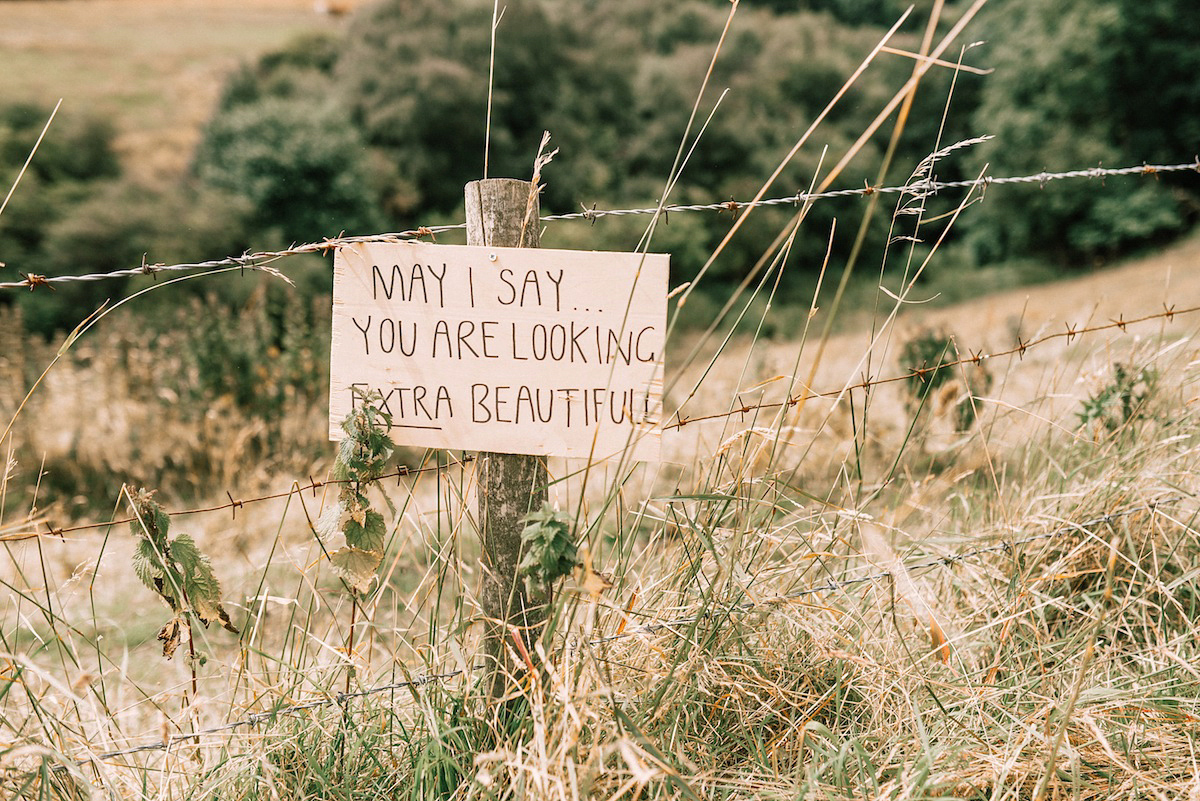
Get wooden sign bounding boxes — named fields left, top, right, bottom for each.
left=330, top=242, right=667, bottom=461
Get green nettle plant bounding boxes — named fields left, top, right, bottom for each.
left=1077, top=361, right=1159, bottom=435
left=319, top=390, right=396, bottom=596
left=900, top=328, right=990, bottom=432
left=128, top=488, right=238, bottom=672
left=518, top=502, right=579, bottom=601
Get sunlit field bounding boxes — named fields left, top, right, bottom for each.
left=2, top=1, right=1200, bottom=799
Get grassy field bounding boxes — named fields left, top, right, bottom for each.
left=0, top=0, right=350, bottom=182
left=1, top=231, right=1198, bottom=798
left=2, top=2, right=1200, bottom=799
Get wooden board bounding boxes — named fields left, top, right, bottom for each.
left=330, top=241, right=667, bottom=461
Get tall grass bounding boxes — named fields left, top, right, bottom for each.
left=3, top=5, right=1200, bottom=800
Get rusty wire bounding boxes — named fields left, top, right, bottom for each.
left=666, top=303, right=1200, bottom=431
left=2, top=160, right=1195, bottom=291
left=5, top=301, right=1192, bottom=542
left=0, top=457, right=473, bottom=543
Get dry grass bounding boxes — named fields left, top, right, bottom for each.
left=1, top=236, right=1198, bottom=798
left=2, top=3, right=1200, bottom=798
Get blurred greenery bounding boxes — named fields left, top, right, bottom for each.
left=0, top=0, right=1196, bottom=340
left=964, top=0, right=1199, bottom=266
left=193, top=96, right=385, bottom=247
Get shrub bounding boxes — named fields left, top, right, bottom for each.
left=194, top=96, right=385, bottom=246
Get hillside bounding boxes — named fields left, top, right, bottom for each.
left=0, top=0, right=349, bottom=182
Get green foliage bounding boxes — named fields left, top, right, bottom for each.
left=762, top=0, right=915, bottom=24
left=193, top=96, right=385, bottom=246
left=517, top=502, right=578, bottom=600
left=900, top=328, right=959, bottom=402
left=0, top=102, right=127, bottom=328
left=1077, top=361, right=1159, bottom=436
left=0, top=103, right=119, bottom=185
left=332, top=0, right=915, bottom=289
left=217, top=32, right=342, bottom=111
left=0, top=99, right=254, bottom=336
left=899, top=328, right=989, bottom=431
left=127, top=488, right=237, bottom=659
left=172, top=0, right=1193, bottom=312
left=320, top=389, right=396, bottom=596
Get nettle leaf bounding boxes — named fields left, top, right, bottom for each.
left=133, top=537, right=169, bottom=597
left=343, top=508, right=386, bottom=553
left=134, top=536, right=183, bottom=614
left=127, top=489, right=238, bottom=664
left=518, top=503, right=579, bottom=599
left=323, top=389, right=398, bottom=598
left=170, top=535, right=238, bottom=633
left=129, top=488, right=171, bottom=549
left=330, top=547, right=383, bottom=595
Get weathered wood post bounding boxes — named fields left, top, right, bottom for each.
left=464, top=178, right=549, bottom=699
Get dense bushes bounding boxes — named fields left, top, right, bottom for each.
left=193, top=97, right=384, bottom=246
left=202, top=0, right=1197, bottom=288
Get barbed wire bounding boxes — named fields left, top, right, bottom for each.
left=6, top=301, right=1191, bottom=544
left=0, top=227, right=467, bottom=291
left=0, top=456, right=474, bottom=543
left=666, top=303, right=1200, bottom=431
left=59, top=496, right=1177, bottom=768
left=544, top=160, right=1200, bottom=223
left=63, top=670, right=466, bottom=766
left=3, top=160, right=1195, bottom=292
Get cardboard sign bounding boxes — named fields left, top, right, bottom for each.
left=329, top=242, right=667, bottom=461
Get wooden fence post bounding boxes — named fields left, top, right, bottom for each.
left=464, top=178, right=549, bottom=700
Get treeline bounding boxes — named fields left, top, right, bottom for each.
left=1, top=0, right=1197, bottom=335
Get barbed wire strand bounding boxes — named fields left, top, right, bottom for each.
left=544, top=160, right=1200, bottom=223
left=67, top=670, right=466, bottom=765
left=59, top=496, right=1176, bottom=767
left=666, top=303, right=1200, bottom=431
left=3, top=160, right=1196, bottom=291
left=6, top=299, right=1190, bottom=545
left=0, top=456, right=474, bottom=543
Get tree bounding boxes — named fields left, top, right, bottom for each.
left=964, top=0, right=1195, bottom=265
left=193, top=97, right=385, bottom=246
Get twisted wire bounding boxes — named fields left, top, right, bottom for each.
left=4, top=160, right=1194, bottom=291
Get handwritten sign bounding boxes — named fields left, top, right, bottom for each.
left=329, top=242, right=667, bottom=461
